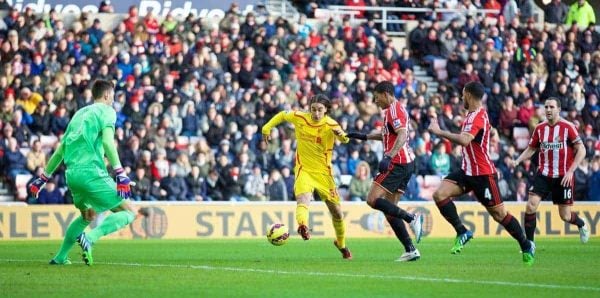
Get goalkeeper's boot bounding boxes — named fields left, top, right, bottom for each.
left=333, top=240, right=352, bottom=260
left=297, top=225, right=311, bottom=240
left=522, top=240, right=536, bottom=266
left=579, top=219, right=590, bottom=244
left=76, top=232, right=94, bottom=266
left=410, top=212, right=424, bottom=243
left=396, top=249, right=421, bottom=262
left=49, top=259, right=72, bottom=265
left=451, top=230, right=473, bottom=254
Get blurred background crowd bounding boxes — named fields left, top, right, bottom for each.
left=0, top=0, right=599, bottom=204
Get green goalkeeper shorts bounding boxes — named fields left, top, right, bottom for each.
left=66, top=167, right=124, bottom=213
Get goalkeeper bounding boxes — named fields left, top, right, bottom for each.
left=262, top=94, right=353, bottom=259
left=30, top=80, right=135, bottom=266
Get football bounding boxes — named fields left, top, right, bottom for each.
left=266, top=223, right=289, bottom=246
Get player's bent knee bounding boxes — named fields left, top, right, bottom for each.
left=559, top=212, right=571, bottom=222
left=432, top=190, right=445, bottom=202
left=366, top=197, right=377, bottom=208
left=490, top=209, right=507, bottom=223
left=125, top=210, right=136, bottom=225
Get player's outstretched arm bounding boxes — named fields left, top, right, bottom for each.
left=428, top=119, right=473, bottom=146
left=102, top=126, right=133, bottom=198
left=29, top=143, right=64, bottom=198
left=332, top=126, right=350, bottom=143
left=346, top=131, right=383, bottom=141
left=512, top=146, right=536, bottom=168
left=261, top=111, right=290, bottom=143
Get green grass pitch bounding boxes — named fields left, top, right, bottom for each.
left=1, top=237, right=599, bottom=297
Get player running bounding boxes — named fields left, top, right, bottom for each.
left=346, top=81, right=423, bottom=262
left=261, top=94, right=353, bottom=259
left=30, top=80, right=136, bottom=266
left=428, top=81, right=535, bottom=265
left=511, top=97, right=589, bottom=244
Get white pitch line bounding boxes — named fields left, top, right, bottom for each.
left=2, top=259, right=599, bottom=292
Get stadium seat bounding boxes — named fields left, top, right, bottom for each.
left=417, top=175, right=441, bottom=200
left=339, top=174, right=352, bottom=187
left=39, top=135, right=59, bottom=154
left=15, top=174, right=33, bottom=201
left=434, top=59, right=448, bottom=81
left=513, top=127, right=530, bottom=150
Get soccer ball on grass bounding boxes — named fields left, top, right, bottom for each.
left=266, top=223, right=289, bottom=246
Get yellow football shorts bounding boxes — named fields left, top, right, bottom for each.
left=294, top=169, right=340, bottom=204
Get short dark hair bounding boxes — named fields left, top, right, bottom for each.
left=545, top=97, right=562, bottom=109
left=309, top=94, right=332, bottom=113
left=91, top=79, right=114, bottom=100
left=374, top=81, right=395, bottom=96
left=463, top=81, right=485, bottom=100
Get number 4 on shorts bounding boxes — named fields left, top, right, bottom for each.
left=484, top=188, right=492, bottom=200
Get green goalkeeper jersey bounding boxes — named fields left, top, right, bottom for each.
left=61, top=103, right=116, bottom=171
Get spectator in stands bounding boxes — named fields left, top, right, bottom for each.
left=49, top=104, right=69, bottom=135
left=10, top=109, right=30, bottom=145
left=15, top=87, right=42, bottom=116
left=408, top=20, right=428, bottom=59
left=545, top=0, right=569, bottom=24
left=503, top=0, right=519, bottom=25
left=186, top=165, right=206, bottom=201
left=121, top=136, right=141, bottom=170
left=429, top=142, right=450, bottom=177
left=204, top=169, right=225, bottom=201
left=274, top=139, right=294, bottom=170
left=164, top=136, right=180, bottom=163
left=484, top=0, right=502, bottom=18
left=3, top=137, right=29, bottom=182
left=160, top=165, right=189, bottom=201
left=346, top=149, right=361, bottom=176
left=30, top=101, right=51, bottom=135
left=267, top=168, right=288, bottom=201
left=421, top=29, right=444, bottom=69
left=37, top=180, right=65, bottom=204
left=500, top=96, right=519, bottom=137
left=348, top=161, right=371, bottom=201
left=131, top=167, right=154, bottom=201
left=173, top=153, right=192, bottom=178
left=517, top=97, right=535, bottom=125
left=151, top=148, right=170, bottom=180
left=99, top=1, right=114, bottom=13
left=566, top=0, right=596, bottom=29
left=583, top=105, right=600, bottom=134
left=588, top=156, right=600, bottom=201
left=244, top=164, right=267, bottom=201
left=457, top=62, right=480, bottom=90
left=26, top=140, right=45, bottom=173
left=0, top=0, right=11, bottom=10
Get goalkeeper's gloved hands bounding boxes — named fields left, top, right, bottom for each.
left=346, top=132, right=368, bottom=140
left=378, top=155, right=393, bottom=173
left=29, top=173, right=50, bottom=199
left=115, top=168, right=133, bottom=199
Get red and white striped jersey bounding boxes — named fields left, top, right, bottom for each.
left=382, top=100, right=415, bottom=164
left=528, top=119, right=582, bottom=178
left=461, top=107, right=496, bottom=176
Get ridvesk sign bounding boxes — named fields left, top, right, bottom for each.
left=6, top=0, right=256, bottom=18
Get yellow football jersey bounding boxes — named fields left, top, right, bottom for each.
left=262, top=111, right=349, bottom=174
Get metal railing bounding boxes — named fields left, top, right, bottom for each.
left=265, top=0, right=300, bottom=22
left=325, top=6, right=501, bottom=36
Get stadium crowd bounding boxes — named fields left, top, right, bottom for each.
left=0, top=0, right=599, bottom=203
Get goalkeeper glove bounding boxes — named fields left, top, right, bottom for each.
left=115, top=168, right=132, bottom=199
left=29, top=173, right=50, bottom=199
